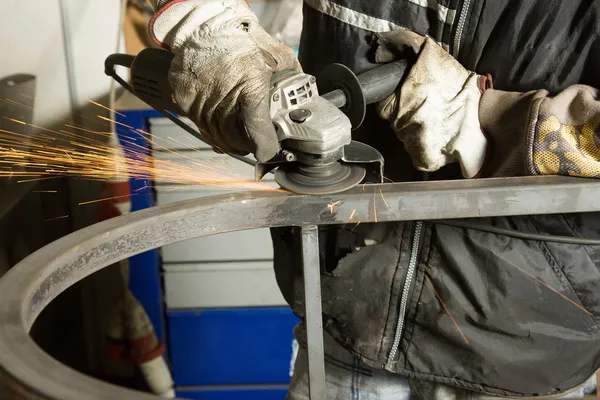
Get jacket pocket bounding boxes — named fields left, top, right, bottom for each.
left=525, top=213, right=600, bottom=325
left=402, top=216, right=600, bottom=397
left=318, top=222, right=410, bottom=365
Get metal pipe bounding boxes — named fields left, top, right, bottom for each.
left=2, top=175, right=600, bottom=398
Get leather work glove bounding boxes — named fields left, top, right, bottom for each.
left=149, top=0, right=301, bottom=162
left=375, top=29, right=490, bottom=178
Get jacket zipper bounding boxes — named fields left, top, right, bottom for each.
left=386, top=172, right=428, bottom=368
left=453, top=0, right=471, bottom=57
left=386, top=219, right=423, bottom=368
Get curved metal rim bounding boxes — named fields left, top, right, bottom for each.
left=1, top=176, right=600, bottom=398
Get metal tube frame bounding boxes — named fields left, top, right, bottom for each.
left=1, top=176, right=600, bottom=399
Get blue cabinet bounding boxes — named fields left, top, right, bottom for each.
left=168, top=308, right=299, bottom=386
left=176, top=387, right=288, bottom=400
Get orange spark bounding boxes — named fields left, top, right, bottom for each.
left=33, top=190, right=58, bottom=193
left=452, top=229, right=594, bottom=316
left=505, top=255, right=593, bottom=316
left=379, top=188, right=390, bottom=209
left=425, top=274, right=469, bottom=345
left=327, top=201, right=341, bottom=214
left=97, top=115, right=133, bottom=129
left=373, top=189, right=378, bottom=223
left=1, top=98, right=34, bottom=111
left=3, top=117, right=26, bottom=125
left=17, top=176, right=62, bottom=183
left=348, top=209, right=356, bottom=220
left=0, top=119, right=276, bottom=192
left=64, top=124, right=113, bottom=136
left=352, top=222, right=361, bottom=232
left=88, top=100, right=126, bottom=117
left=78, top=194, right=133, bottom=206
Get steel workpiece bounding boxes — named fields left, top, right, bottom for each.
left=1, top=176, right=600, bottom=399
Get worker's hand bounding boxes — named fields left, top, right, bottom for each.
left=375, top=29, right=490, bottom=178
left=149, top=0, right=301, bottom=162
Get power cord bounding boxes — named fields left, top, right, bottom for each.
left=435, top=219, right=600, bottom=246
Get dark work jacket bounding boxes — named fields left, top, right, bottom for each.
left=272, top=0, right=600, bottom=397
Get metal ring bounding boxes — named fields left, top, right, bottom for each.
left=1, top=176, right=600, bottom=398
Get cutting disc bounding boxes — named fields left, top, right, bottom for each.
left=275, top=161, right=366, bottom=195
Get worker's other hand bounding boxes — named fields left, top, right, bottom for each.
left=375, top=29, right=490, bottom=178
left=149, top=0, right=301, bottom=162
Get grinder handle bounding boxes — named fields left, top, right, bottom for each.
left=318, top=60, right=410, bottom=128
left=357, top=60, right=410, bottom=104
left=105, top=48, right=183, bottom=114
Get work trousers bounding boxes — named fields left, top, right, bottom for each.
left=287, top=330, right=597, bottom=400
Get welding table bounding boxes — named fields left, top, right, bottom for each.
left=0, top=176, right=599, bottom=399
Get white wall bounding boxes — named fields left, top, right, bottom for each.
left=0, top=0, right=121, bottom=127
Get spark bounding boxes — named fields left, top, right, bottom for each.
left=3, top=116, right=26, bottom=125
left=508, top=259, right=593, bottom=315
left=0, top=112, right=276, bottom=193
left=3, top=97, right=107, bottom=128
left=17, top=176, right=62, bottom=183
left=348, top=209, right=356, bottom=220
left=327, top=201, right=341, bottom=215
left=352, top=222, right=361, bottom=232
left=79, top=194, right=133, bottom=206
left=136, top=128, right=150, bottom=135
left=383, top=176, right=395, bottom=183
left=425, top=274, right=469, bottom=345
left=167, top=135, right=203, bottom=151
left=373, top=189, right=378, bottom=223
left=63, top=150, right=74, bottom=162
left=64, top=123, right=113, bottom=136
left=1, top=98, right=33, bottom=111
left=33, top=190, right=58, bottom=193
left=379, top=188, right=390, bottom=209
left=451, top=229, right=594, bottom=316
left=88, top=100, right=126, bottom=117
left=97, top=115, right=133, bottom=129
left=45, top=215, right=69, bottom=222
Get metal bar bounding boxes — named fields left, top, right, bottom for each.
left=2, top=175, right=600, bottom=398
left=301, top=226, right=326, bottom=400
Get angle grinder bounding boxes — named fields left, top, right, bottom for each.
left=105, top=49, right=409, bottom=195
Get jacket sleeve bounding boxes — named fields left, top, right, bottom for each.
left=479, top=86, right=600, bottom=178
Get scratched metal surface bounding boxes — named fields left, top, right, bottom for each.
left=1, top=175, right=600, bottom=399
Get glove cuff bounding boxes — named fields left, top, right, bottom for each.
left=149, top=0, right=254, bottom=50
left=479, top=89, right=548, bottom=176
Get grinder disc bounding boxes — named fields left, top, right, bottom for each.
left=275, top=161, right=366, bottom=195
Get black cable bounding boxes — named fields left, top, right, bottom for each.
left=435, top=220, right=600, bottom=245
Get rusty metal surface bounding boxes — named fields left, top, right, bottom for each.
left=2, top=176, right=600, bottom=398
